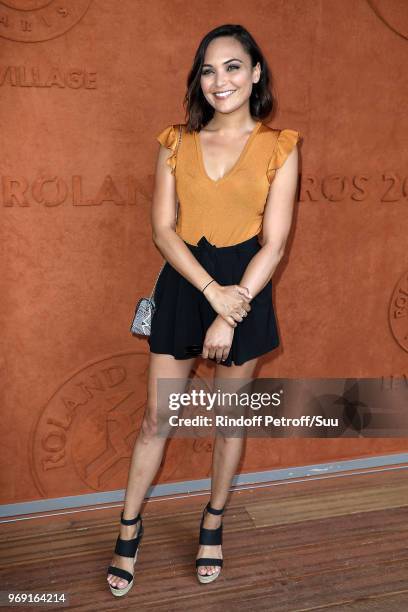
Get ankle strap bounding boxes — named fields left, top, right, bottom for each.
left=206, top=501, right=224, bottom=515
left=120, top=509, right=142, bottom=525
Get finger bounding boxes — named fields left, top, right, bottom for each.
left=222, top=313, right=237, bottom=327
left=225, top=317, right=237, bottom=327
left=236, top=286, right=253, bottom=300
left=231, top=311, right=243, bottom=322
left=222, top=348, right=230, bottom=361
left=235, top=286, right=250, bottom=300
left=236, top=289, right=251, bottom=301
left=224, top=315, right=238, bottom=327
left=238, top=297, right=252, bottom=310
left=208, top=346, right=216, bottom=360
left=202, top=345, right=209, bottom=359
left=215, top=348, right=223, bottom=363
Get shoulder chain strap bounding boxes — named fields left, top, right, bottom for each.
left=149, top=123, right=183, bottom=299
left=149, top=262, right=166, bottom=299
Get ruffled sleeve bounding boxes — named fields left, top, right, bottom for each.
left=266, top=128, right=301, bottom=184
left=156, top=124, right=180, bottom=175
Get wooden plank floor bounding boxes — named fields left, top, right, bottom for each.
left=1, top=466, right=408, bottom=611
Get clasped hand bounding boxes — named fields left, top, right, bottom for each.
left=203, top=281, right=252, bottom=327
left=201, top=281, right=252, bottom=363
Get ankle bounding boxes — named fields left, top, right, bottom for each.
left=202, top=510, right=222, bottom=530
left=119, top=520, right=140, bottom=538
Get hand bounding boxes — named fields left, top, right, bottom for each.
left=202, top=316, right=235, bottom=363
left=203, top=281, right=252, bottom=327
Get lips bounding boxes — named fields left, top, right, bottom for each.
left=213, top=90, right=236, bottom=99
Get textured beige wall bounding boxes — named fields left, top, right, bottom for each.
left=1, top=0, right=407, bottom=505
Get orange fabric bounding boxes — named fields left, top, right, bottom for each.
left=156, top=121, right=301, bottom=247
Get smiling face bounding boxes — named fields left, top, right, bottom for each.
left=200, top=36, right=261, bottom=115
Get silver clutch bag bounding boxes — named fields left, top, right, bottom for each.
left=130, top=264, right=165, bottom=336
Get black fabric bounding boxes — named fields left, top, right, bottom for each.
left=199, top=525, right=223, bottom=546
left=107, top=565, right=134, bottom=583
left=120, top=510, right=141, bottom=525
left=114, top=533, right=142, bottom=557
left=148, top=234, right=280, bottom=367
left=195, top=558, right=223, bottom=567
left=206, top=502, right=224, bottom=515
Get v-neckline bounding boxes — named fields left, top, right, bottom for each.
left=194, top=120, right=262, bottom=184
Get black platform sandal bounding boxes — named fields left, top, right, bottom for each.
left=195, top=501, right=225, bottom=584
left=107, top=509, right=144, bottom=597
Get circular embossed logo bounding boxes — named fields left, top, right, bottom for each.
left=0, top=0, right=93, bottom=42
left=389, top=269, right=408, bottom=352
left=30, top=352, right=150, bottom=496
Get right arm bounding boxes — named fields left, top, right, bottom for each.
left=151, top=138, right=252, bottom=327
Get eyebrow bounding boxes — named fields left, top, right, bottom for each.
left=202, top=58, right=243, bottom=67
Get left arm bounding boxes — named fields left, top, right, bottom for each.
left=238, top=142, right=299, bottom=297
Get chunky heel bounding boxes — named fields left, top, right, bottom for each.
left=107, top=510, right=144, bottom=597
left=195, top=501, right=224, bottom=584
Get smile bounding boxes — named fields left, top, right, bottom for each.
left=213, top=90, right=236, bottom=99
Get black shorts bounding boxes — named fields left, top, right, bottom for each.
left=147, top=234, right=280, bottom=367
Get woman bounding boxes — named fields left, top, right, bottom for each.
left=107, top=23, right=301, bottom=596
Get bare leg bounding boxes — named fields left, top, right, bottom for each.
left=196, top=356, right=259, bottom=576
left=107, top=352, right=196, bottom=589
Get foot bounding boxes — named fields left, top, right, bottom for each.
left=106, top=519, right=141, bottom=590
left=196, top=508, right=223, bottom=577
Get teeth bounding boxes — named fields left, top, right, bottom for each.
left=214, top=90, right=235, bottom=98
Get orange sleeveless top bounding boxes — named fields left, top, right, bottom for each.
left=156, top=121, right=301, bottom=247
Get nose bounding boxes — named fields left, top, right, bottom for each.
left=214, top=72, right=228, bottom=90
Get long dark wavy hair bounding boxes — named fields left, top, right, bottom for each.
left=183, top=24, right=276, bottom=133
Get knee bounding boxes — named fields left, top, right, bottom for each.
left=141, top=414, right=159, bottom=439
left=141, top=401, right=169, bottom=440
